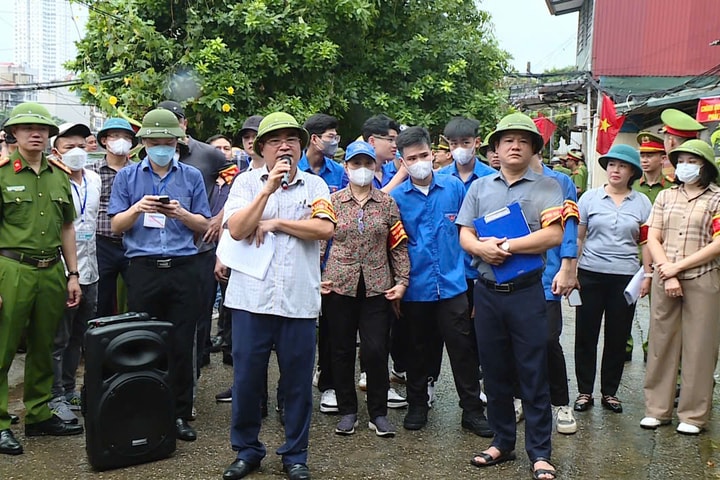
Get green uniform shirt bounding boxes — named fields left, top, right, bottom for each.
left=553, top=165, right=572, bottom=176
left=632, top=174, right=674, bottom=204
left=0, top=151, right=75, bottom=256
left=571, top=164, right=588, bottom=195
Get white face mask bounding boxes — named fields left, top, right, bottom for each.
left=347, top=167, right=374, bottom=187
left=451, top=146, right=475, bottom=166
left=107, top=137, right=132, bottom=156
left=173, top=151, right=180, bottom=163
left=406, top=160, right=433, bottom=180
left=62, top=147, right=88, bottom=171
left=675, top=163, right=701, bottom=184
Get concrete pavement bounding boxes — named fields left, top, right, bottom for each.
left=2, top=298, right=720, bottom=479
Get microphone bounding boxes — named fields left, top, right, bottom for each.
left=279, top=155, right=292, bottom=190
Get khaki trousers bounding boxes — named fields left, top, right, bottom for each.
left=644, top=269, right=720, bottom=427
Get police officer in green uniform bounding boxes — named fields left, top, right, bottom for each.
left=550, top=157, right=572, bottom=177
left=625, top=132, right=676, bottom=360
left=0, top=103, right=83, bottom=456
left=566, top=150, right=588, bottom=196
left=661, top=108, right=706, bottom=154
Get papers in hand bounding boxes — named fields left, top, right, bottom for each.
left=216, top=229, right=275, bottom=280
left=623, top=267, right=645, bottom=305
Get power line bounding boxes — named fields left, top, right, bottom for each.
left=0, top=71, right=135, bottom=93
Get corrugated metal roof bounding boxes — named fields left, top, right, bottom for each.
left=544, top=0, right=584, bottom=15
left=592, top=0, right=720, bottom=76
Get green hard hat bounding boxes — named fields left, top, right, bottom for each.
left=253, top=112, right=309, bottom=156
left=136, top=108, right=185, bottom=139
left=661, top=108, right=705, bottom=137
left=598, top=144, right=643, bottom=176
left=3, top=102, right=59, bottom=137
left=668, top=139, right=718, bottom=175
left=487, top=113, right=544, bottom=153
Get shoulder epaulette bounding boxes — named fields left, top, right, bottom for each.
left=48, top=156, right=72, bottom=175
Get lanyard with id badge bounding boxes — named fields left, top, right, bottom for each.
left=144, top=169, right=174, bottom=229
left=72, top=174, right=95, bottom=242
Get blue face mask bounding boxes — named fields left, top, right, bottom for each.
left=147, top=145, right=176, bottom=166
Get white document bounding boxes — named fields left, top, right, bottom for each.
left=216, top=229, right=275, bottom=280
left=623, top=267, right=646, bottom=305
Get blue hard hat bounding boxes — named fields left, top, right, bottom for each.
left=97, top=117, right=138, bottom=146
left=344, top=140, right=376, bottom=162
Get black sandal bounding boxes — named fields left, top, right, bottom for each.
left=470, top=448, right=516, bottom=468
left=532, top=457, right=556, bottom=480
left=573, top=393, right=593, bottom=412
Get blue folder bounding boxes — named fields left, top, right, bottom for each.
left=473, top=202, right=544, bottom=284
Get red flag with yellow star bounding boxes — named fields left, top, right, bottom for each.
left=596, top=93, right=625, bottom=154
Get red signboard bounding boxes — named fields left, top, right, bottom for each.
left=697, top=97, right=720, bottom=123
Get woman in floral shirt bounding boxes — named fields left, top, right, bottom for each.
left=321, top=141, right=410, bottom=437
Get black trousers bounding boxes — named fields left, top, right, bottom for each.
left=574, top=268, right=636, bottom=396
left=126, top=256, right=200, bottom=419
left=475, top=280, right=551, bottom=461
left=546, top=301, right=569, bottom=406
left=316, top=307, right=334, bottom=392
left=401, top=294, right=483, bottom=413
left=324, top=287, right=391, bottom=419
left=95, top=235, right=129, bottom=317
left=195, top=249, right=217, bottom=372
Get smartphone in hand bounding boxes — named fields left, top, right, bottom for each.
left=157, top=195, right=170, bottom=204
left=567, top=289, right=582, bottom=307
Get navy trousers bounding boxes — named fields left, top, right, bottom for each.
left=95, top=235, right=129, bottom=317
left=230, top=310, right=315, bottom=466
left=475, top=280, right=552, bottom=462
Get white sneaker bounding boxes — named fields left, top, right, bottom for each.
left=640, top=416, right=670, bottom=429
left=427, top=379, right=436, bottom=408
left=312, top=366, right=320, bottom=388
left=555, top=405, right=577, bottom=434
left=320, top=389, right=339, bottom=413
left=513, top=398, right=524, bottom=423
left=677, top=422, right=701, bottom=435
left=387, top=388, right=408, bottom=408
left=358, top=372, right=367, bottom=391
left=49, top=396, right=78, bottom=424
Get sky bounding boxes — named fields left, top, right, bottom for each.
left=481, top=0, right=579, bottom=73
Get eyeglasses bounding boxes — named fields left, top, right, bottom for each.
left=357, top=208, right=364, bottom=234
left=320, top=134, right=341, bottom=143
left=372, top=134, right=397, bottom=145
left=265, top=136, right=301, bottom=148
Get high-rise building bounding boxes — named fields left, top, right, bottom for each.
left=13, top=0, right=87, bottom=82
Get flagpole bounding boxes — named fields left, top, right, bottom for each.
left=586, top=83, right=594, bottom=188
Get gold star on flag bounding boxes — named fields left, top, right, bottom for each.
left=600, top=118, right=611, bottom=132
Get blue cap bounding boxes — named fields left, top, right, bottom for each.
left=344, top=140, right=376, bottom=162
left=598, top=144, right=642, bottom=176
left=97, top=117, right=138, bottom=146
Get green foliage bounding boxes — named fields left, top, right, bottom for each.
left=68, top=0, right=510, bottom=140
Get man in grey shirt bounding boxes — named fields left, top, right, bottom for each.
left=456, top=113, right=563, bottom=480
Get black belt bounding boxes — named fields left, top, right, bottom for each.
left=0, top=249, right=61, bottom=269
left=97, top=235, right=123, bottom=245
left=478, top=272, right=542, bottom=293
left=132, top=255, right=196, bottom=269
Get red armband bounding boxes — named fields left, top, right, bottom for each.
left=639, top=224, right=649, bottom=245
left=311, top=198, right=337, bottom=223
left=541, top=206, right=564, bottom=228
left=388, top=220, right=408, bottom=250
left=712, top=214, right=720, bottom=239
left=562, top=200, right=579, bottom=223
left=218, top=164, right=240, bottom=185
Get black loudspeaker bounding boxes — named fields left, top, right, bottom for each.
left=82, top=312, right=176, bottom=471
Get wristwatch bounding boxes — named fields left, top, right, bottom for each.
left=500, top=241, right=511, bottom=252
left=67, top=271, right=80, bottom=278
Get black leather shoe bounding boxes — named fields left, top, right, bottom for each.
left=210, top=336, right=224, bottom=353
left=403, top=404, right=428, bottom=430
left=25, top=415, right=83, bottom=436
left=601, top=395, right=623, bottom=413
left=0, top=429, right=23, bottom=455
left=175, top=418, right=197, bottom=441
left=9, top=414, right=19, bottom=425
left=573, top=394, right=593, bottom=412
left=461, top=411, right=494, bottom=438
left=223, top=459, right=260, bottom=480
left=284, top=463, right=311, bottom=480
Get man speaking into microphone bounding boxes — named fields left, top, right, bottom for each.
left=221, top=112, right=336, bottom=480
